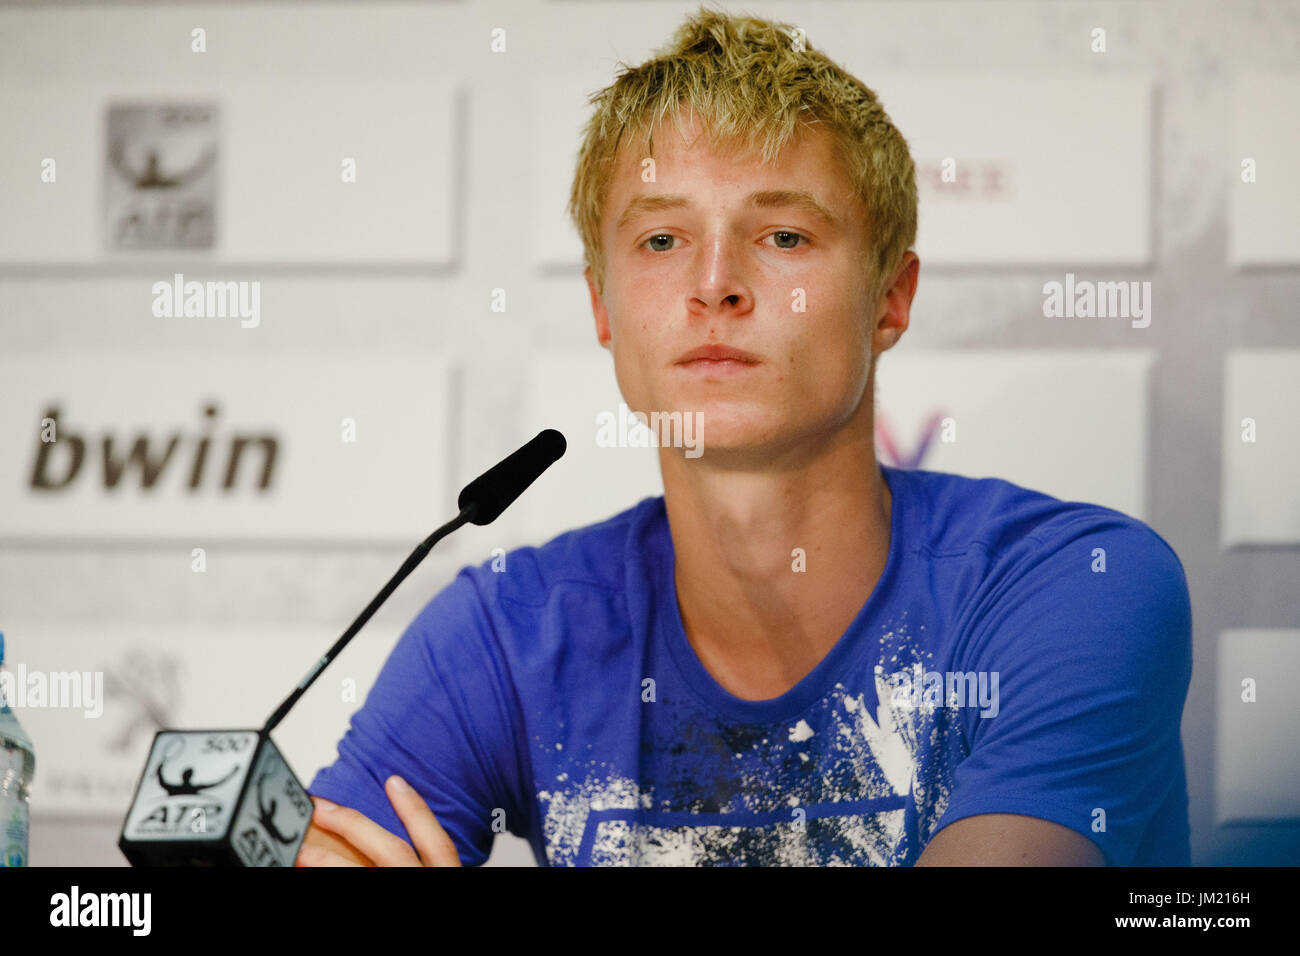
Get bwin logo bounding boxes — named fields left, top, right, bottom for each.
left=50, top=886, right=151, bottom=936
left=30, top=404, right=279, bottom=494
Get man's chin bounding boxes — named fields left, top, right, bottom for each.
left=661, top=424, right=791, bottom=464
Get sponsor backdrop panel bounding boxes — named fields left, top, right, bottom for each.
left=1228, top=73, right=1300, bottom=266
left=860, top=74, right=1153, bottom=266
left=1215, top=630, right=1300, bottom=825
left=0, top=81, right=456, bottom=264
left=875, top=350, right=1152, bottom=519
left=520, top=352, right=664, bottom=543
left=0, top=623, right=395, bottom=818
left=1220, top=350, right=1300, bottom=547
left=531, top=70, right=630, bottom=271
left=0, top=354, right=454, bottom=542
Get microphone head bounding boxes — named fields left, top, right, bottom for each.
left=457, top=429, right=566, bottom=526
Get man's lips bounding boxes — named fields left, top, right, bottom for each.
left=674, top=344, right=762, bottom=365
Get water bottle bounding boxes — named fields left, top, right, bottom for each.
left=0, top=631, right=36, bottom=867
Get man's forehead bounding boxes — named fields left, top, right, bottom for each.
left=606, top=123, right=859, bottom=230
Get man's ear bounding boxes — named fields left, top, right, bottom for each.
left=872, top=251, right=919, bottom=357
left=585, top=266, right=612, bottom=351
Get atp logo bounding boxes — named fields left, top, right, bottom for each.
left=875, top=411, right=949, bottom=469
left=104, top=103, right=217, bottom=249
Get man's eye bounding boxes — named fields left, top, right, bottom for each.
left=768, top=231, right=807, bottom=249
left=641, top=232, right=807, bottom=252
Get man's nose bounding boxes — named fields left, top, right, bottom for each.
left=689, top=237, right=752, bottom=315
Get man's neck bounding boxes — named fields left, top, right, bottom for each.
left=659, top=415, right=893, bottom=702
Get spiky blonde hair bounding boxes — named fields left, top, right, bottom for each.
left=567, top=4, right=918, bottom=308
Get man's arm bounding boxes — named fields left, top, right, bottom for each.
left=919, top=515, right=1193, bottom=867
left=305, top=568, right=528, bottom=867
left=915, top=813, right=1104, bottom=866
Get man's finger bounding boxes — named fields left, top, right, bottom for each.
left=302, top=814, right=375, bottom=866
left=385, top=775, right=462, bottom=867
left=310, top=798, right=422, bottom=866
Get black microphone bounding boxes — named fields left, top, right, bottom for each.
left=118, top=430, right=566, bottom=866
left=459, top=428, right=566, bottom=525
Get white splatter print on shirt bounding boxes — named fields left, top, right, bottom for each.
left=534, top=625, right=963, bottom=866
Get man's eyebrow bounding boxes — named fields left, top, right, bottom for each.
left=615, top=189, right=839, bottom=230
left=747, top=189, right=839, bottom=226
left=616, top=194, right=691, bottom=230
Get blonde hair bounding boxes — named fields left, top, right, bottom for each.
left=567, top=3, right=918, bottom=307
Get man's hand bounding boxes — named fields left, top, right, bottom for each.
left=295, top=775, right=463, bottom=867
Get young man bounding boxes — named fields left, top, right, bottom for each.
left=299, top=7, right=1192, bottom=867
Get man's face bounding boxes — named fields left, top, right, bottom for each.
left=586, top=112, right=883, bottom=464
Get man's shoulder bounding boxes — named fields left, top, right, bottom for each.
left=894, top=465, right=1182, bottom=569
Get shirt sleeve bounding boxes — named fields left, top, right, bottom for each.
left=306, top=565, right=529, bottom=867
left=927, top=512, right=1193, bottom=866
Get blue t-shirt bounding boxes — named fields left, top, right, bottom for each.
left=308, top=464, right=1192, bottom=866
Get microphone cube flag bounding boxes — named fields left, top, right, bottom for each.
left=119, top=730, right=312, bottom=866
